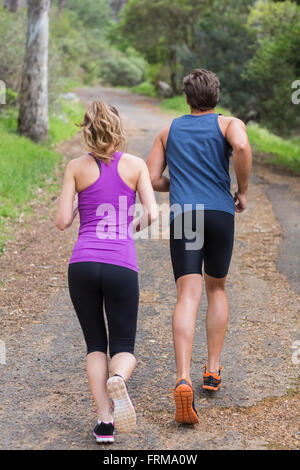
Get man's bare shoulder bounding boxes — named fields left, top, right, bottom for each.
left=219, top=115, right=246, bottom=127
left=158, top=125, right=171, bottom=148
left=219, top=115, right=246, bottom=136
left=160, top=125, right=171, bottom=137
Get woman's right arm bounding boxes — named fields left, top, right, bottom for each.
left=55, top=160, right=77, bottom=230
left=135, top=159, right=159, bottom=232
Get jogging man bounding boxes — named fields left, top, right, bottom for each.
left=147, top=69, right=252, bottom=424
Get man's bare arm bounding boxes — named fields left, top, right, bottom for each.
left=226, top=118, right=252, bottom=213
left=146, top=127, right=170, bottom=192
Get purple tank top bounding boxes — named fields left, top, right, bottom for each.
left=69, top=152, right=138, bottom=272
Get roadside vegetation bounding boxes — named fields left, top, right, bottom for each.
left=2, top=1, right=299, bottom=136
left=0, top=99, right=83, bottom=252
left=115, top=0, right=300, bottom=138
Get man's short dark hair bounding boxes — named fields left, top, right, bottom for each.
left=183, top=69, right=220, bottom=111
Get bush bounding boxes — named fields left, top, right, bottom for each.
left=5, top=88, right=18, bottom=106
left=132, top=81, right=156, bottom=97
left=0, top=7, right=26, bottom=91
left=0, top=88, right=18, bottom=107
left=100, top=51, right=147, bottom=87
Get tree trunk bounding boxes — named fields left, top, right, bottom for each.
left=169, top=47, right=178, bottom=94
left=3, top=0, right=19, bottom=12
left=58, top=0, right=67, bottom=10
left=109, top=0, right=128, bottom=20
left=18, top=0, right=50, bottom=141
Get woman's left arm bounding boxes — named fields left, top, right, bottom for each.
left=56, top=160, right=77, bottom=231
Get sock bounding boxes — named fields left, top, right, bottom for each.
left=98, top=419, right=113, bottom=425
left=113, top=373, right=125, bottom=381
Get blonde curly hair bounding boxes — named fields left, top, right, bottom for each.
left=78, top=100, right=126, bottom=164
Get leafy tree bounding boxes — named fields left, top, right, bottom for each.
left=100, top=48, right=147, bottom=86
left=3, top=0, right=19, bottom=12
left=109, top=0, right=128, bottom=19
left=51, top=1, right=115, bottom=85
left=58, top=0, right=67, bottom=9
left=49, top=6, right=88, bottom=79
left=115, top=0, right=208, bottom=93
left=246, top=0, right=300, bottom=134
left=65, top=0, right=112, bottom=32
left=48, top=5, right=90, bottom=97
left=62, top=0, right=119, bottom=84
left=0, top=5, right=26, bottom=90
left=191, top=0, right=256, bottom=119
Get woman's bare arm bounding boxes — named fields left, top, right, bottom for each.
left=55, top=160, right=77, bottom=230
left=135, top=159, right=159, bottom=232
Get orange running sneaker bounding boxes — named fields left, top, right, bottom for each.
left=173, top=378, right=199, bottom=424
left=202, top=364, right=223, bottom=391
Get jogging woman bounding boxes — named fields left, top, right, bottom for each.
left=56, top=101, right=158, bottom=443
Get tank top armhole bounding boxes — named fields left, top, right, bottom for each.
left=91, top=154, right=102, bottom=172
left=116, top=152, right=137, bottom=193
left=215, top=114, right=226, bottom=140
left=215, top=114, right=233, bottom=156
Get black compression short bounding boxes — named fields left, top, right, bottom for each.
left=68, top=262, right=139, bottom=357
left=170, top=210, right=234, bottom=281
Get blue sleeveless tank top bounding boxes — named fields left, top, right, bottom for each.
left=166, top=113, right=235, bottom=220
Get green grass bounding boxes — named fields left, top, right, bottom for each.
left=161, top=95, right=300, bottom=174
left=0, top=99, right=84, bottom=252
left=247, top=125, right=300, bottom=174
left=161, top=95, right=229, bottom=117
left=49, top=99, right=83, bottom=143
left=60, top=78, right=83, bottom=93
left=160, top=95, right=189, bottom=114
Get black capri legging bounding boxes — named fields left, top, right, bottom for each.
left=68, top=262, right=139, bottom=357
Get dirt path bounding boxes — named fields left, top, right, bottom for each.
left=0, top=87, right=299, bottom=450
